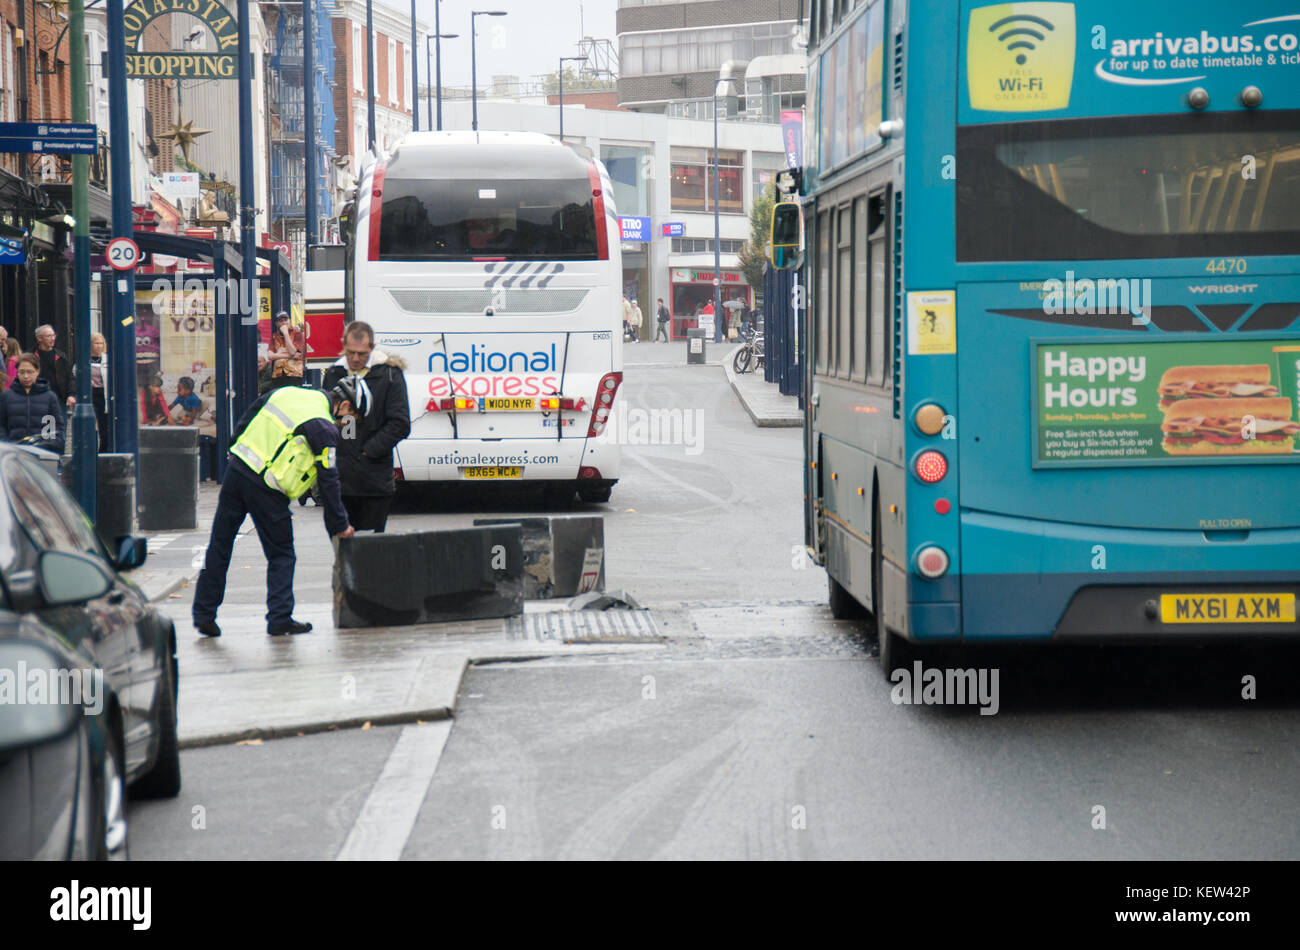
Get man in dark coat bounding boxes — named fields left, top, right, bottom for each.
left=322, top=321, right=411, bottom=533
left=34, top=325, right=73, bottom=405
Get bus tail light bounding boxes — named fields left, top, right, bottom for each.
left=916, top=546, right=950, bottom=579
left=429, top=397, right=478, bottom=412
left=394, top=467, right=404, bottom=482
left=366, top=161, right=387, bottom=262
left=587, top=372, right=622, bottom=436
left=579, top=466, right=603, bottom=480
left=539, top=397, right=560, bottom=410
left=914, top=450, right=948, bottom=483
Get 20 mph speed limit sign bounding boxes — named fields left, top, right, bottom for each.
left=106, top=237, right=140, bottom=271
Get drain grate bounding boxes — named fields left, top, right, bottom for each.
left=506, top=610, right=664, bottom=643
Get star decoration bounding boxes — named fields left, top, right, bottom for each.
left=41, top=0, right=69, bottom=20
left=158, top=114, right=213, bottom=163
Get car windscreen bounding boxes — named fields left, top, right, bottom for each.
left=378, top=177, right=599, bottom=261
left=957, top=111, right=1300, bottom=261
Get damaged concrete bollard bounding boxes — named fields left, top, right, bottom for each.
left=333, top=525, right=525, bottom=628
left=473, top=515, right=605, bottom=599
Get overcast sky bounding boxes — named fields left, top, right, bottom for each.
left=377, top=0, right=618, bottom=88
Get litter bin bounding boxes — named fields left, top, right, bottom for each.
left=686, top=328, right=706, bottom=365
left=138, top=426, right=199, bottom=530
left=62, top=453, right=136, bottom=551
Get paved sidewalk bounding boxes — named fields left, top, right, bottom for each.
left=147, top=501, right=669, bottom=747
left=723, top=344, right=802, bottom=427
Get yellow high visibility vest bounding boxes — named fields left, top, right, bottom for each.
left=230, top=387, right=335, bottom=499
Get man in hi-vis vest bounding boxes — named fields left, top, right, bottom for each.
left=193, top=386, right=355, bottom=637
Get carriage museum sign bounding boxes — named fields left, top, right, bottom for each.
left=123, top=0, right=240, bottom=79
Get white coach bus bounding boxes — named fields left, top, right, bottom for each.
left=347, top=131, right=624, bottom=503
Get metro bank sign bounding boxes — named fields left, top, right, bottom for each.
left=124, top=0, right=240, bottom=79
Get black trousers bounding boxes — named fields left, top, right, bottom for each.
left=344, top=495, right=392, bottom=533
left=193, top=468, right=296, bottom=627
left=92, top=388, right=109, bottom=449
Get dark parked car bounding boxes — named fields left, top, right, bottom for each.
left=0, top=445, right=180, bottom=859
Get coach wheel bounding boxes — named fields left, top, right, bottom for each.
left=577, top=484, right=612, bottom=504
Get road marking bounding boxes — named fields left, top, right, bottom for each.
left=335, top=720, right=453, bottom=861
left=147, top=534, right=181, bottom=553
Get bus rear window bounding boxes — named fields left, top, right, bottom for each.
left=957, top=111, right=1300, bottom=262
left=378, top=177, right=599, bottom=261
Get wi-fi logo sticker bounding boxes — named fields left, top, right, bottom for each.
left=967, top=3, right=1076, bottom=112
left=988, top=13, right=1055, bottom=65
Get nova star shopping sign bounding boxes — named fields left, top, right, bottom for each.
left=123, top=0, right=241, bottom=79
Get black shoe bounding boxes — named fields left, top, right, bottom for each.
left=268, top=619, right=313, bottom=636
left=195, top=620, right=222, bottom=638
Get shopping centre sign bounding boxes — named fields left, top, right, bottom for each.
left=123, top=0, right=240, bottom=79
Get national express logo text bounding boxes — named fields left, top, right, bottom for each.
left=967, top=2, right=1077, bottom=112
left=426, top=343, right=559, bottom=397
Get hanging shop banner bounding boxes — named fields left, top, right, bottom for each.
left=780, top=110, right=803, bottom=169
left=123, top=0, right=240, bottom=79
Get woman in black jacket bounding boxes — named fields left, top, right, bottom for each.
left=0, top=353, right=66, bottom=452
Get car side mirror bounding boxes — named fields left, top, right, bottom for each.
left=37, top=551, right=113, bottom=607
left=767, top=201, right=804, bottom=271
left=114, top=536, right=148, bottom=572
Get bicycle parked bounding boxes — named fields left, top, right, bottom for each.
left=732, top=324, right=764, bottom=375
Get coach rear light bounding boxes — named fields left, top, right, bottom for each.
left=587, top=372, right=623, bottom=438
left=914, top=450, right=948, bottom=483
left=916, top=546, right=950, bottom=579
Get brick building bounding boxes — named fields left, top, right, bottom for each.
left=331, top=0, right=423, bottom=175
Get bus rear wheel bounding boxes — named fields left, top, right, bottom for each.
left=828, top=574, right=867, bottom=621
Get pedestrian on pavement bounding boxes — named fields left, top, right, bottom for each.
left=71, top=332, right=110, bottom=448
left=702, top=300, right=717, bottom=342
left=0, top=354, right=66, bottom=452
left=631, top=298, right=646, bottom=341
left=0, top=325, right=8, bottom=352
left=267, top=311, right=305, bottom=387
left=4, top=337, right=19, bottom=383
left=322, top=321, right=410, bottom=533
left=192, top=385, right=355, bottom=638
left=655, top=298, right=670, bottom=342
left=622, top=295, right=637, bottom=343
left=33, top=325, right=72, bottom=405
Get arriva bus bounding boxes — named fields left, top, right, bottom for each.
left=345, top=131, right=624, bottom=503
left=782, top=0, right=1300, bottom=671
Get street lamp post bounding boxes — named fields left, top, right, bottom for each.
left=470, top=10, right=507, bottom=132
left=557, top=54, right=588, bottom=141
left=365, top=0, right=376, bottom=151
left=712, top=76, right=739, bottom=343
left=427, top=28, right=459, bottom=131
left=410, top=0, right=418, bottom=131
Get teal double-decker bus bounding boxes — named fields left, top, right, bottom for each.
left=794, top=0, right=1300, bottom=670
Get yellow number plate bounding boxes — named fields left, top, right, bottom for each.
left=1160, top=593, right=1295, bottom=624
left=482, top=398, right=536, bottom=411
left=462, top=466, right=523, bottom=479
